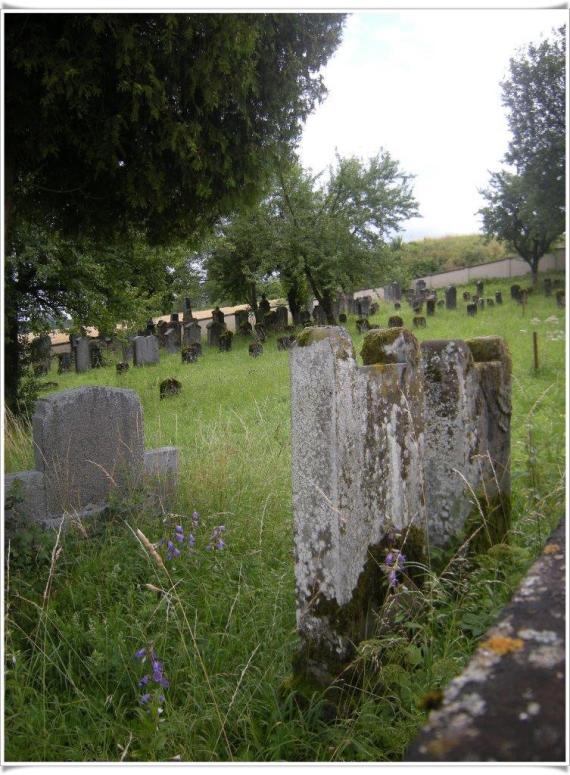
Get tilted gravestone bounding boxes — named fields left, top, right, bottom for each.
left=5, top=387, right=178, bottom=528
left=74, top=337, right=90, bottom=373
left=133, top=334, right=159, bottom=366
left=289, top=327, right=511, bottom=688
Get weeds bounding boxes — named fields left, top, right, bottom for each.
left=3, top=273, right=565, bottom=761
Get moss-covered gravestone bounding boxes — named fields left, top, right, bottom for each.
left=289, top=326, right=511, bottom=691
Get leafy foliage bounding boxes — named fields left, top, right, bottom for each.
left=478, top=25, right=566, bottom=280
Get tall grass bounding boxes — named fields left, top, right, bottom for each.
left=4, top=273, right=565, bottom=762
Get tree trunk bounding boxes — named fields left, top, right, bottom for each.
left=4, top=280, right=21, bottom=415
left=530, top=256, right=539, bottom=287
left=287, top=287, right=302, bottom=325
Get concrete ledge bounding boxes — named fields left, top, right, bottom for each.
left=405, top=518, right=566, bottom=762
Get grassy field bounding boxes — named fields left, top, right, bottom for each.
left=4, top=273, right=566, bottom=762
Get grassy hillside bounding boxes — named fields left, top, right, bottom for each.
left=4, top=272, right=565, bottom=762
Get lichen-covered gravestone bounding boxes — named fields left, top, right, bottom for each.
left=133, top=334, right=159, bottom=366
left=5, top=387, right=178, bottom=527
left=289, top=326, right=511, bottom=690
left=74, top=337, right=90, bottom=373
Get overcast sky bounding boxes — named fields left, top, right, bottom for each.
left=298, top=9, right=567, bottom=242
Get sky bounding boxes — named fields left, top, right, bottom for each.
left=298, top=9, right=567, bottom=242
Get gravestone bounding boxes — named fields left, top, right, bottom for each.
left=218, top=331, right=233, bottom=352
left=116, top=361, right=129, bottom=374
left=556, top=290, right=565, bottom=309
left=466, top=303, right=477, bottom=317
left=486, top=298, right=495, bottom=307
left=290, top=327, right=511, bottom=689
left=145, top=319, right=156, bottom=336
left=413, top=316, right=427, bottom=328
left=476, top=280, right=484, bottom=296
left=478, top=298, right=486, bottom=310
left=313, top=304, right=327, bottom=325
left=160, top=378, right=182, bottom=399
left=57, top=353, right=72, bottom=374
left=164, top=328, right=179, bottom=354
left=369, top=302, right=379, bottom=316
left=394, top=302, right=401, bottom=310
left=31, top=334, right=52, bottom=375
left=339, top=313, right=347, bottom=324
left=133, top=335, right=159, bottom=366
left=254, top=323, right=267, bottom=342
left=207, top=321, right=225, bottom=348
left=90, top=343, right=104, bottom=368
left=391, top=281, right=402, bottom=302
left=495, top=291, right=503, bottom=305
left=510, top=284, right=521, bottom=301
left=462, top=291, right=471, bottom=302
left=170, top=313, right=179, bottom=323
left=234, top=310, right=249, bottom=331
left=426, top=299, right=436, bottom=316
left=212, top=307, right=225, bottom=326
left=388, top=315, right=404, bottom=328
left=275, top=306, right=289, bottom=330
left=183, top=297, right=193, bottom=319
left=74, top=337, right=90, bottom=373
left=4, top=387, right=179, bottom=526
left=544, top=278, right=553, bottom=297
left=156, top=320, right=169, bottom=346
left=249, top=341, right=263, bottom=358
left=416, top=279, right=427, bottom=292
left=356, top=318, right=371, bottom=333
left=182, top=321, right=202, bottom=348
left=121, top=339, right=134, bottom=363
left=445, top=286, right=457, bottom=310
left=356, top=296, right=372, bottom=317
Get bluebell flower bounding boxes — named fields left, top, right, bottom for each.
left=139, top=693, right=151, bottom=705
left=139, top=674, right=150, bottom=687
left=134, top=647, right=146, bottom=660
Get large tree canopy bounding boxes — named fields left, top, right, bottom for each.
left=5, top=13, right=346, bottom=244
left=4, top=12, right=346, bottom=411
left=206, top=152, right=419, bottom=323
left=479, top=25, right=565, bottom=281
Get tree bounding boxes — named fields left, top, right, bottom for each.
left=272, top=153, right=419, bottom=322
left=479, top=26, right=565, bottom=282
left=478, top=170, right=562, bottom=284
left=4, top=12, right=346, bottom=410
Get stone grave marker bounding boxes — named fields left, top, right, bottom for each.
left=445, top=285, right=457, bottom=310
left=133, top=334, right=159, bottom=366
left=74, top=337, right=90, bottom=373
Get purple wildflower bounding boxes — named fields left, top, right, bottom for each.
left=385, top=550, right=406, bottom=588
left=188, top=533, right=196, bottom=549
left=175, top=525, right=183, bottom=533
left=191, top=511, right=200, bottom=529
left=166, top=540, right=181, bottom=560
left=134, top=647, right=146, bottom=660
left=139, top=674, right=150, bottom=687
left=175, top=531, right=185, bottom=542
left=139, top=693, right=152, bottom=705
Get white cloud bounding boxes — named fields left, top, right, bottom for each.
left=298, top=9, right=566, bottom=241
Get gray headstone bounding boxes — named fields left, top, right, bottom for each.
left=74, top=337, right=90, bottom=373
left=164, top=328, right=179, bottom=354
left=182, top=321, right=202, bottom=347
left=445, top=285, right=457, bottom=310
left=133, top=334, right=159, bottom=366
left=32, top=387, right=145, bottom=516
left=207, top=320, right=225, bottom=347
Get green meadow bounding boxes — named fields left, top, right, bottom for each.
left=4, top=273, right=565, bottom=762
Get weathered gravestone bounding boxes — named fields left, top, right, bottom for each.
left=275, top=305, right=289, bottom=330
left=339, top=313, right=347, bottom=324
left=74, top=337, right=90, bottom=373
left=133, top=334, right=159, bottom=366
left=57, top=353, right=72, bottom=374
left=486, top=298, right=495, bottom=307
left=289, top=326, right=511, bottom=688
left=463, top=291, right=471, bottom=302
left=510, top=284, right=521, bottom=301
left=556, top=290, right=565, bottom=309
left=234, top=310, right=249, bottom=332
left=445, top=286, right=457, bottom=310
left=479, top=298, right=486, bottom=310
left=182, top=321, right=202, bottom=348
left=495, top=291, right=503, bottom=305
left=543, top=278, right=553, bottom=297
left=31, top=334, right=52, bottom=375
left=356, top=296, right=372, bottom=317
left=313, top=304, right=327, bottom=325
left=413, top=316, right=427, bottom=328
left=467, top=303, right=477, bottom=317
left=121, top=339, right=134, bottom=363
left=5, top=387, right=179, bottom=527
left=426, top=299, right=436, bottom=316
left=356, top=318, right=371, bottom=333
left=249, top=341, right=263, bottom=358
left=388, top=315, right=404, bottom=328
left=218, top=330, right=233, bottom=352
left=90, top=343, right=104, bottom=368
left=476, top=280, right=484, bottom=296
left=207, top=321, right=225, bottom=347
left=164, top=327, right=180, bottom=353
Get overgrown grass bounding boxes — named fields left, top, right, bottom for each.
left=4, top=273, right=565, bottom=762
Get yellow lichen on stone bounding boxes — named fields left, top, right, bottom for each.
left=543, top=543, right=560, bottom=554
left=481, top=635, right=524, bottom=655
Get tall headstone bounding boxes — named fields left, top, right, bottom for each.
left=275, top=305, right=289, bottom=330
left=74, top=337, right=90, bottom=373
left=495, top=291, right=503, bottom=305
left=164, top=328, right=179, bottom=354
left=476, top=280, right=484, bottom=296
left=313, top=304, right=327, bottom=325
left=544, top=278, right=553, bottom=297
left=426, top=298, right=436, bottom=316
left=445, top=285, right=457, bottom=310
left=289, top=327, right=511, bottom=689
